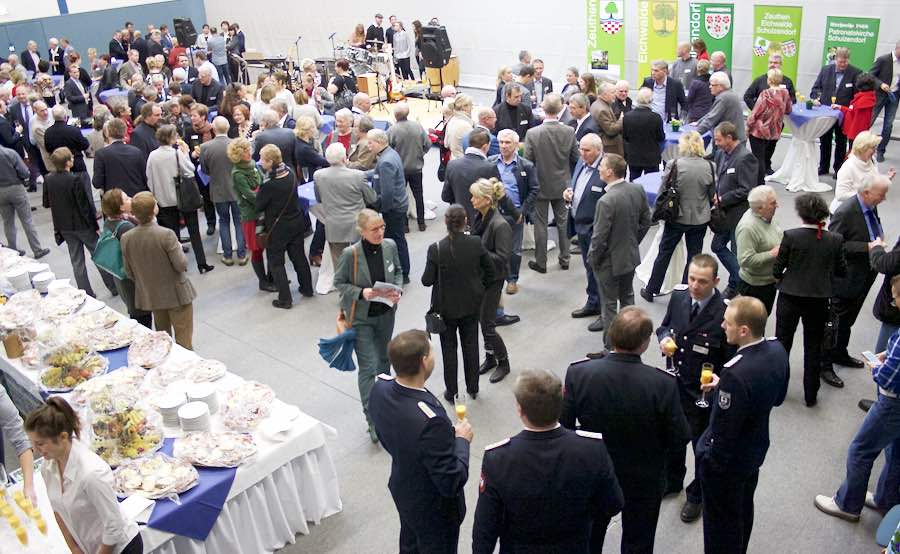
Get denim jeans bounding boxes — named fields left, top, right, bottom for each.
left=872, top=92, right=899, bottom=156
left=507, top=220, right=524, bottom=283
left=835, top=391, right=900, bottom=514
left=711, top=229, right=739, bottom=289
left=215, top=201, right=246, bottom=258
left=877, top=323, right=900, bottom=353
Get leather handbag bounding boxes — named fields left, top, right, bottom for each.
left=651, top=161, right=680, bottom=223
left=425, top=241, right=447, bottom=334
left=174, top=151, right=204, bottom=212
left=256, top=187, right=293, bottom=250
left=706, top=160, right=730, bottom=233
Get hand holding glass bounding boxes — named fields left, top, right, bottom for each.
left=697, top=364, right=714, bottom=408
left=454, top=393, right=467, bottom=421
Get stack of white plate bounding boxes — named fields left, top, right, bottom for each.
left=157, top=392, right=187, bottom=427
left=178, top=401, right=211, bottom=432
left=187, top=383, right=219, bottom=415
left=31, top=271, right=54, bottom=293
left=5, top=267, right=31, bottom=291
left=26, top=262, right=49, bottom=281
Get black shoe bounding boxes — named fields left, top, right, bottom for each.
left=833, top=355, right=865, bottom=369
left=559, top=261, right=569, bottom=270
left=206, top=225, right=216, bottom=236
left=877, top=152, right=886, bottom=163
left=404, top=224, right=410, bottom=234
left=572, top=305, right=601, bottom=318
left=765, top=167, right=774, bottom=176
left=199, top=264, right=215, bottom=274
left=403, top=275, right=411, bottom=285
left=806, top=396, right=818, bottom=407
left=30, top=206, right=36, bottom=211
left=821, top=369, right=844, bottom=388
left=681, top=501, right=702, bottom=523
left=640, top=288, right=655, bottom=303
left=259, top=280, right=278, bottom=292
left=443, top=390, right=454, bottom=402
left=479, top=356, right=497, bottom=375
left=272, top=299, right=292, bottom=309
left=109, top=289, right=119, bottom=297
left=528, top=261, right=547, bottom=274
left=859, top=398, right=874, bottom=412
left=496, top=314, right=520, bottom=326
left=489, top=361, right=510, bottom=383
left=15, top=249, right=24, bottom=256
left=418, top=223, right=427, bottom=232
left=467, top=390, right=478, bottom=400
left=33, top=248, right=50, bottom=259
left=588, top=317, right=605, bottom=332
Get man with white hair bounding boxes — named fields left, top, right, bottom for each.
left=48, top=38, right=64, bottom=76
left=670, top=42, right=697, bottom=90
left=695, top=72, right=746, bottom=140
left=710, top=51, right=732, bottom=85
left=744, top=53, right=796, bottom=110
left=440, top=85, right=457, bottom=101
left=641, top=60, right=686, bottom=122
left=44, top=104, right=92, bottom=197
left=568, top=93, right=599, bottom=140
left=589, top=83, right=624, bottom=156
left=367, top=128, right=411, bottom=283
left=735, top=185, right=783, bottom=314
left=388, top=102, right=430, bottom=231
left=191, top=66, right=224, bottom=108
left=201, top=116, right=245, bottom=265
left=314, top=143, right=377, bottom=263
left=612, top=80, right=633, bottom=119
left=253, top=109, right=297, bottom=168
left=21, top=41, right=41, bottom=74
left=462, top=106, right=499, bottom=156
left=271, top=99, right=295, bottom=129
left=352, top=92, right=372, bottom=116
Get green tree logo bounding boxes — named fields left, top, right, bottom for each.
left=653, top=2, right=676, bottom=36
left=605, top=1, right=618, bottom=18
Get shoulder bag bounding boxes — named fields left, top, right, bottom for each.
left=707, top=160, right=730, bottom=234
left=92, top=220, right=128, bottom=280
left=174, top=150, right=204, bottom=212
left=256, top=185, right=294, bottom=250
left=336, top=247, right=359, bottom=333
left=425, top=241, right=447, bottom=334
left=651, top=160, right=680, bottom=223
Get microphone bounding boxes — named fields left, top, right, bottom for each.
left=297, top=35, right=303, bottom=41
left=328, top=32, right=336, bottom=39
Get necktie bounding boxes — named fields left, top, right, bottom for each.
left=690, top=301, right=700, bottom=321
left=866, top=209, right=883, bottom=240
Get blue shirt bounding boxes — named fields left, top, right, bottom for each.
left=857, top=194, right=883, bottom=240
left=874, top=329, right=900, bottom=394
left=651, top=82, right=667, bottom=119
left=497, top=156, right=521, bottom=207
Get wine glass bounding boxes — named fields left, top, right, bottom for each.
left=454, top=393, right=467, bottom=421
left=696, top=363, right=715, bottom=408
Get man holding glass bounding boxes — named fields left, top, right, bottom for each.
left=656, top=254, right=731, bottom=523
left=697, top=296, right=789, bottom=553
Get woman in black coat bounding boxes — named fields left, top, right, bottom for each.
left=622, top=87, right=665, bottom=179
left=422, top=205, right=495, bottom=400
left=773, top=193, right=847, bottom=407
left=255, top=144, right=313, bottom=309
left=684, top=60, right=714, bottom=124
left=470, top=178, right=513, bottom=384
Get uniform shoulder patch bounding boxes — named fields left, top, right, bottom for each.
left=484, top=438, right=510, bottom=450
left=417, top=401, right=436, bottom=419
left=673, top=284, right=689, bottom=291
left=718, top=390, right=732, bottom=410
left=723, top=354, right=743, bottom=368
left=655, top=365, right=677, bottom=376
left=377, top=373, right=395, bottom=380
left=575, top=430, right=604, bottom=440
left=569, top=357, right=591, bottom=366
left=767, top=336, right=778, bottom=341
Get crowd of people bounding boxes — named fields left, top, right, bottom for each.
left=0, top=11, right=900, bottom=554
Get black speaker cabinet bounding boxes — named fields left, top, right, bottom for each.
left=173, top=18, right=198, bottom=48
left=420, top=26, right=452, bottom=69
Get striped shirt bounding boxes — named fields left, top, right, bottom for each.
left=874, top=329, right=900, bottom=394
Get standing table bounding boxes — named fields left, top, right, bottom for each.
left=767, top=105, right=843, bottom=193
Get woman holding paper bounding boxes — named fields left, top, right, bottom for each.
left=334, top=208, right=404, bottom=442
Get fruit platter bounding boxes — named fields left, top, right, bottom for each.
left=113, top=454, right=199, bottom=499
left=38, top=343, right=108, bottom=392
left=174, top=431, right=258, bottom=468
left=71, top=367, right=147, bottom=413
left=91, top=407, right=164, bottom=467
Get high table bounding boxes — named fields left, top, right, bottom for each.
left=662, top=123, right=712, bottom=161
left=633, top=171, right=689, bottom=295
left=99, top=88, right=129, bottom=104
left=767, top=105, right=843, bottom=193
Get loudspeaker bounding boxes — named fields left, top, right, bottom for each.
left=420, top=26, right=452, bottom=69
left=173, top=18, right=198, bottom=48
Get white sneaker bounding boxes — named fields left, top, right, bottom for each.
left=814, top=495, right=860, bottom=522
left=865, top=491, right=884, bottom=512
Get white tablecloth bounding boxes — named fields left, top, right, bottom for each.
left=767, top=111, right=839, bottom=193
left=636, top=225, right=687, bottom=295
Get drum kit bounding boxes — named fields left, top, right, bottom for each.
left=332, top=42, right=401, bottom=106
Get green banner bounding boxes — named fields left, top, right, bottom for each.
left=637, top=1, right=679, bottom=79
left=689, top=2, right=734, bottom=65
left=752, top=5, right=803, bottom=83
left=587, top=0, right=626, bottom=77
left=823, top=16, right=880, bottom=67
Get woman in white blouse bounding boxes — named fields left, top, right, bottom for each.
left=25, top=397, right=141, bottom=554
left=832, top=131, right=897, bottom=212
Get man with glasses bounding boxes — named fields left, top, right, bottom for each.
left=743, top=53, right=796, bottom=110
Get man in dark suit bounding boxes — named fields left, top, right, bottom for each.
left=473, top=369, right=624, bottom=553
left=146, top=31, right=165, bottom=59
left=8, top=88, right=38, bottom=190
left=253, top=110, right=297, bottom=168
left=623, top=87, right=665, bottom=179
left=131, top=31, right=148, bottom=69
left=130, top=103, right=161, bottom=159
left=697, top=296, right=788, bottom=554
left=493, top=84, right=535, bottom=141
left=443, top=128, right=500, bottom=225
left=47, top=38, right=65, bottom=76
left=869, top=42, right=900, bottom=162
left=711, top=121, right=757, bottom=298
left=94, top=54, right=118, bottom=94
left=657, top=253, right=732, bottom=523
left=811, top=48, right=862, bottom=175
left=568, top=93, right=599, bottom=140
left=531, top=59, right=553, bottom=107
left=369, top=330, right=473, bottom=554
left=589, top=153, right=652, bottom=347
left=191, top=67, right=224, bottom=108
left=565, top=133, right=606, bottom=332
left=177, top=54, right=199, bottom=84
left=822, top=175, right=889, bottom=386
left=561, top=306, right=690, bottom=553
left=743, top=53, right=797, bottom=110
left=0, top=101, right=23, bottom=157
left=365, top=14, right=386, bottom=50
left=641, top=60, right=686, bottom=122
left=92, top=119, right=148, bottom=196
left=20, top=41, right=42, bottom=74
left=108, top=31, right=127, bottom=61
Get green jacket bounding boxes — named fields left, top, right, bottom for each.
left=231, top=161, right=263, bottom=222
left=334, top=239, right=403, bottom=326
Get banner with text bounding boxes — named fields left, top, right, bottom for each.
left=822, top=16, right=880, bottom=67
left=637, top=0, right=679, bottom=79
left=587, top=0, right=626, bottom=77
left=752, top=5, right=802, bottom=83
left=689, top=2, right=734, bottom=65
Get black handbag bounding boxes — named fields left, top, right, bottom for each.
left=651, top=161, right=679, bottom=223
left=174, top=150, right=204, bottom=212
left=823, top=298, right=840, bottom=349
left=706, top=160, right=730, bottom=233
left=425, top=241, right=447, bottom=334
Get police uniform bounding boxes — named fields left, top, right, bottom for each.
left=655, top=285, right=733, bottom=503
left=368, top=374, right=470, bottom=554
left=472, top=426, right=624, bottom=554
left=560, top=352, right=690, bottom=553
left=696, top=338, right=789, bottom=554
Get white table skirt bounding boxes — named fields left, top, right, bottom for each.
left=767, top=115, right=839, bottom=193
left=636, top=225, right=687, bottom=295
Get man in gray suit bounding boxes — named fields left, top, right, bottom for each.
left=253, top=110, right=297, bottom=169
left=314, top=143, right=377, bottom=264
left=200, top=117, right=245, bottom=265
left=387, top=103, right=431, bottom=231
left=589, top=153, right=652, bottom=347
left=368, top=129, right=411, bottom=284
left=523, top=92, right=579, bottom=273
left=695, top=72, right=745, bottom=140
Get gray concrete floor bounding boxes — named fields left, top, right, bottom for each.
left=3, top=94, right=897, bottom=553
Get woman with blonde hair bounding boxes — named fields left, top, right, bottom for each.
left=494, top=66, right=514, bottom=106
left=832, top=130, right=897, bottom=211
left=469, top=177, right=513, bottom=384
left=349, top=24, right=366, bottom=48
left=444, top=93, right=474, bottom=160
left=641, top=131, right=715, bottom=299
left=293, top=115, right=329, bottom=182
left=228, top=137, right=276, bottom=292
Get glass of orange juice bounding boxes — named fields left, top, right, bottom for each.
left=696, top=363, right=715, bottom=408
left=454, top=393, right=467, bottom=421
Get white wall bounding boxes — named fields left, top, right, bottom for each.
left=206, top=0, right=895, bottom=95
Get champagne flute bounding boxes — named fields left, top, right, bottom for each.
left=454, top=393, right=467, bottom=421
left=831, top=96, right=837, bottom=105
left=696, top=363, right=714, bottom=408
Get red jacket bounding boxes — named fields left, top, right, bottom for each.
left=838, top=90, right=876, bottom=140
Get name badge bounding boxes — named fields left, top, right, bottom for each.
left=693, top=344, right=709, bottom=355
left=387, top=262, right=394, bottom=273
left=520, top=171, right=527, bottom=177
left=779, top=84, right=787, bottom=89
left=520, top=120, right=528, bottom=125
left=684, top=68, right=692, bottom=73
left=373, top=174, right=380, bottom=179
left=726, top=167, right=736, bottom=174
left=845, top=83, right=853, bottom=88
left=591, top=185, right=603, bottom=192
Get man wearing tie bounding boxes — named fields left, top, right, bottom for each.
left=564, top=133, right=606, bottom=333
left=20, top=41, right=42, bottom=75
left=822, top=175, right=890, bottom=387
left=810, top=47, right=862, bottom=176
left=9, top=87, right=38, bottom=191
